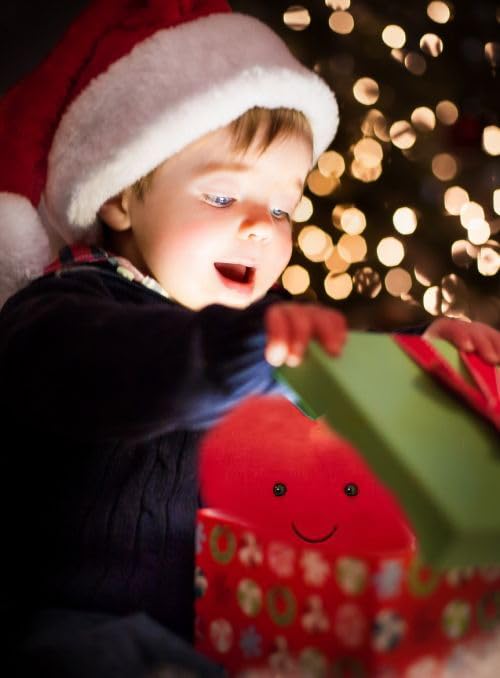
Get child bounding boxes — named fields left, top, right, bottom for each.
left=0, top=1, right=498, bottom=676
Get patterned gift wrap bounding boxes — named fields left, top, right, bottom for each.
left=195, top=509, right=500, bottom=676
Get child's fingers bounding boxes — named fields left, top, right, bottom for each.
left=470, top=328, right=499, bottom=364
left=425, top=318, right=500, bottom=364
left=264, top=304, right=293, bottom=366
left=265, top=304, right=314, bottom=367
left=280, top=306, right=313, bottom=366
left=264, top=304, right=347, bottom=367
left=312, top=308, right=347, bottom=356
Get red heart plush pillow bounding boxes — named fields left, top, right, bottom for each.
left=199, top=396, right=415, bottom=555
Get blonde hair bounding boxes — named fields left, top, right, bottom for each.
left=132, top=107, right=312, bottom=199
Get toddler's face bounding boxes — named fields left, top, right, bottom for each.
left=111, top=124, right=312, bottom=309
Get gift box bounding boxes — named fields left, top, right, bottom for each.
left=195, top=508, right=500, bottom=676
left=276, top=333, right=500, bottom=569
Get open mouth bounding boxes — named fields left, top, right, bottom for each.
left=214, top=262, right=256, bottom=292
left=291, top=522, right=338, bottom=543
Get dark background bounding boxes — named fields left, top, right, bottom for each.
left=1, top=1, right=498, bottom=329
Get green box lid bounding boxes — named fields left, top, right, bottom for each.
left=277, top=332, right=500, bottom=569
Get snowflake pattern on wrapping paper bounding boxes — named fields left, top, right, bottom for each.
left=301, top=594, right=330, bottom=633
left=194, top=565, right=208, bottom=599
left=195, top=522, right=206, bottom=555
left=268, top=636, right=298, bottom=673
left=238, top=532, right=264, bottom=567
left=267, top=542, right=296, bottom=578
left=209, top=618, right=234, bottom=654
left=478, top=565, right=500, bottom=582
left=404, top=656, right=440, bottom=677
left=442, top=600, right=471, bottom=639
left=445, top=566, right=475, bottom=587
left=335, top=556, right=369, bottom=595
left=299, top=647, right=328, bottom=675
left=372, top=609, right=407, bottom=652
left=334, top=603, right=367, bottom=649
left=237, top=578, right=263, bottom=617
left=300, top=549, right=331, bottom=586
left=373, top=559, right=404, bottom=600
left=239, top=625, right=263, bottom=659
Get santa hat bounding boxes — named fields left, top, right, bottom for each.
left=0, top=0, right=339, bottom=305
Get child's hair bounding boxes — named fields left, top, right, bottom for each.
left=132, top=107, right=312, bottom=200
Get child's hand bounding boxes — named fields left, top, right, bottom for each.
left=424, top=317, right=500, bottom=364
left=264, top=302, right=347, bottom=367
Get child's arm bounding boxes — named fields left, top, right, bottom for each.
left=0, top=273, right=344, bottom=441
left=424, top=317, right=500, bottom=364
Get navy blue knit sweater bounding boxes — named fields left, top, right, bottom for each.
left=0, top=251, right=289, bottom=670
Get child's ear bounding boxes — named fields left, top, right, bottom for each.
left=98, top=189, right=132, bottom=232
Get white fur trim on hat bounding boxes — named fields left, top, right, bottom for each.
left=0, top=193, right=51, bottom=306
left=45, top=13, right=338, bottom=241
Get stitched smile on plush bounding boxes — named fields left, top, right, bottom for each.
left=200, top=395, right=415, bottom=554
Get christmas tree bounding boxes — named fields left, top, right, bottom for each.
left=232, top=0, right=500, bottom=330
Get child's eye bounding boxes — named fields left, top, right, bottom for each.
left=203, top=194, right=235, bottom=207
left=271, top=208, right=290, bottom=221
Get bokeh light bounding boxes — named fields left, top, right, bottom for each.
left=382, top=25, right=406, bottom=49
left=385, top=268, right=413, bottom=296
left=337, top=234, right=367, bottom=262
left=467, top=219, right=491, bottom=246
left=325, top=248, right=350, bottom=274
left=341, top=207, right=367, bottom=235
left=484, top=43, right=500, bottom=71
left=420, top=34, right=444, bottom=57
left=390, top=121, right=416, bottom=149
left=332, top=203, right=348, bottom=230
left=423, top=286, right=441, bottom=315
left=393, top=207, right=418, bottom=234
left=444, top=186, right=469, bottom=215
left=307, top=169, right=338, bottom=196
left=494, top=189, right=500, bottom=215
left=292, top=196, right=313, bottom=223
left=324, top=272, right=353, bottom=299
left=283, top=6, right=311, bottom=31
left=432, top=153, right=458, bottom=181
left=350, top=160, right=383, bottom=182
left=353, top=138, right=383, bottom=168
left=436, top=100, right=459, bottom=125
left=318, top=151, right=345, bottom=178
left=325, top=0, right=351, bottom=9
left=329, top=11, right=354, bottom=34
left=477, top=247, right=500, bottom=276
left=352, top=267, right=382, bottom=298
left=426, top=1, right=452, bottom=24
left=361, top=109, right=389, bottom=141
left=411, top=107, right=436, bottom=132
left=451, top=240, right=477, bottom=268
left=282, top=265, right=310, bottom=294
left=298, top=226, right=333, bottom=261
left=353, top=78, right=379, bottom=105
left=377, top=237, right=405, bottom=266
left=404, top=52, right=427, bottom=75
left=482, top=126, right=500, bottom=156
left=460, top=201, right=485, bottom=228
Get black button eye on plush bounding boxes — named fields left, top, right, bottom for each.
left=273, top=482, right=287, bottom=497
left=344, top=482, right=359, bottom=497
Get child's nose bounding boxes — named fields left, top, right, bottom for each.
left=238, top=209, right=273, bottom=242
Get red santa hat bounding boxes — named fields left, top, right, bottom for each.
left=0, top=0, right=339, bottom=305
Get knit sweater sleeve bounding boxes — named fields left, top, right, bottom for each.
left=0, top=269, right=284, bottom=441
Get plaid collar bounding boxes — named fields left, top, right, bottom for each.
left=44, top=245, right=169, bottom=298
